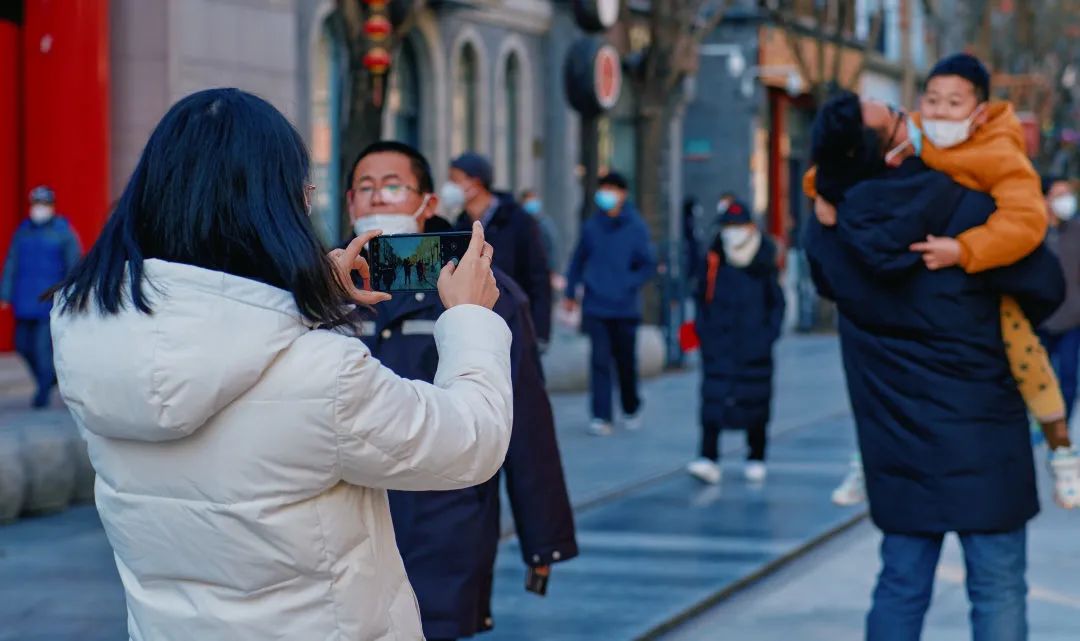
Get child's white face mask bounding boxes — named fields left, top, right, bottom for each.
left=921, top=105, right=985, bottom=149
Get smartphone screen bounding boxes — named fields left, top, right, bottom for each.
left=368, top=232, right=471, bottom=293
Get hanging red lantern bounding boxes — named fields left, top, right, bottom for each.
left=362, top=0, right=387, bottom=7
left=363, top=47, right=391, bottom=75
left=363, top=15, right=392, bottom=41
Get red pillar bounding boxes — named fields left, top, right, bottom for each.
left=0, top=6, right=22, bottom=350
left=22, top=0, right=110, bottom=249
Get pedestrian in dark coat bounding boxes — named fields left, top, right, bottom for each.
left=0, top=185, right=81, bottom=408
left=686, top=200, right=785, bottom=486
left=448, top=153, right=552, bottom=345
left=563, top=172, right=658, bottom=436
left=806, top=156, right=1064, bottom=641
left=345, top=141, right=577, bottom=641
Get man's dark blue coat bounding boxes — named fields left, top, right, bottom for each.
left=805, top=159, right=1064, bottom=534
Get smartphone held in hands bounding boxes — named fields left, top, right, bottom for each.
left=368, top=232, right=470, bottom=293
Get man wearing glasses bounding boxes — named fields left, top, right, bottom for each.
left=343, top=141, right=577, bottom=641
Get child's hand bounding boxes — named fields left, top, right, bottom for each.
left=910, top=235, right=962, bottom=270
left=814, top=196, right=837, bottom=227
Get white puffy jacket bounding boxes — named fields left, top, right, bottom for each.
left=51, top=259, right=513, bottom=641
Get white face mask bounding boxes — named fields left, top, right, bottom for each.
left=720, top=226, right=761, bottom=267
left=721, top=226, right=753, bottom=248
left=921, top=106, right=983, bottom=149
left=353, top=195, right=430, bottom=237
left=1051, top=193, right=1078, bottom=221
left=439, top=182, right=466, bottom=216
left=29, top=204, right=54, bottom=224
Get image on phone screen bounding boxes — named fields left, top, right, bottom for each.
left=369, top=232, right=471, bottom=293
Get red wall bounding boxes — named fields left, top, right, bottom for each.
left=22, top=0, right=110, bottom=248
left=0, top=18, right=22, bottom=349
left=0, top=0, right=109, bottom=351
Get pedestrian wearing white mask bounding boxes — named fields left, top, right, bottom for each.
left=1041, top=176, right=1080, bottom=423
left=445, top=153, right=552, bottom=346
left=687, top=199, right=784, bottom=486
left=0, top=185, right=81, bottom=408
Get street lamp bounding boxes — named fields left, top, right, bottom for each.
left=698, top=44, right=803, bottom=99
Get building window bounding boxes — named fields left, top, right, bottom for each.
left=310, top=20, right=343, bottom=244
left=504, top=53, right=521, bottom=192
left=453, top=43, right=479, bottom=155
left=389, top=38, right=421, bottom=149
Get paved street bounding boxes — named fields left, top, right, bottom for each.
left=0, top=334, right=1074, bottom=640
left=659, top=452, right=1080, bottom=641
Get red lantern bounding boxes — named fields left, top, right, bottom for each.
left=363, top=15, right=392, bottom=41
left=363, top=47, right=391, bottom=75
left=362, top=0, right=387, bottom=7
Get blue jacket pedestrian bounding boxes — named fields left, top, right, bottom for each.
left=805, top=158, right=1064, bottom=535
left=1, top=186, right=81, bottom=407
left=1, top=213, right=81, bottom=319
left=563, top=173, right=657, bottom=432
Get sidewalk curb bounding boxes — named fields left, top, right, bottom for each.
left=634, top=510, right=869, bottom=641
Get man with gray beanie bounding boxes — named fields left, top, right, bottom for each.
left=445, top=152, right=551, bottom=344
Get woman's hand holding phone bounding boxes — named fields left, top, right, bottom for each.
left=329, top=230, right=393, bottom=306
left=437, top=221, right=499, bottom=310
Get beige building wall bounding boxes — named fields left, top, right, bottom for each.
left=109, top=0, right=301, bottom=199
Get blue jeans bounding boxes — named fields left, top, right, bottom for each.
left=867, top=528, right=1028, bottom=641
left=14, top=318, right=56, bottom=407
left=583, top=315, right=640, bottom=422
left=1042, top=327, right=1080, bottom=422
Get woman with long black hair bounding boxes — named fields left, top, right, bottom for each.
left=50, top=88, right=508, bottom=641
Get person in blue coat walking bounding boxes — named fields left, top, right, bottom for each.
left=345, top=141, right=577, bottom=641
left=686, top=200, right=784, bottom=486
left=564, top=172, right=658, bottom=436
left=0, top=185, right=81, bottom=408
left=805, top=93, right=1065, bottom=641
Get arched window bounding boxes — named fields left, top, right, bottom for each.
left=503, top=53, right=521, bottom=192
left=452, top=43, right=479, bottom=155
left=310, top=20, right=343, bottom=244
left=389, top=38, right=421, bottom=149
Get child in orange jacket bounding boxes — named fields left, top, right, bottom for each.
left=808, top=54, right=1078, bottom=509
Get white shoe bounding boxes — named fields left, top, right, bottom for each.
left=745, top=461, right=767, bottom=483
left=624, top=408, right=644, bottom=431
left=1050, top=446, right=1080, bottom=509
left=831, top=459, right=867, bottom=506
left=587, top=419, right=613, bottom=437
left=687, top=458, right=722, bottom=485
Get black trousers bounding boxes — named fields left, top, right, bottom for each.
left=583, top=315, right=641, bottom=422
left=700, top=421, right=767, bottom=462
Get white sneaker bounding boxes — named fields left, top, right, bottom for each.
left=587, top=419, right=613, bottom=437
left=624, top=408, right=644, bottom=431
left=687, top=458, right=722, bottom=485
left=745, top=461, right=767, bottom=483
left=831, top=459, right=867, bottom=506
left=1050, top=446, right=1080, bottom=509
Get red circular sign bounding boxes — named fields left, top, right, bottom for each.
left=594, top=45, right=622, bottom=110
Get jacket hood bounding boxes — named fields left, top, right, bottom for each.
left=52, top=259, right=316, bottom=442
